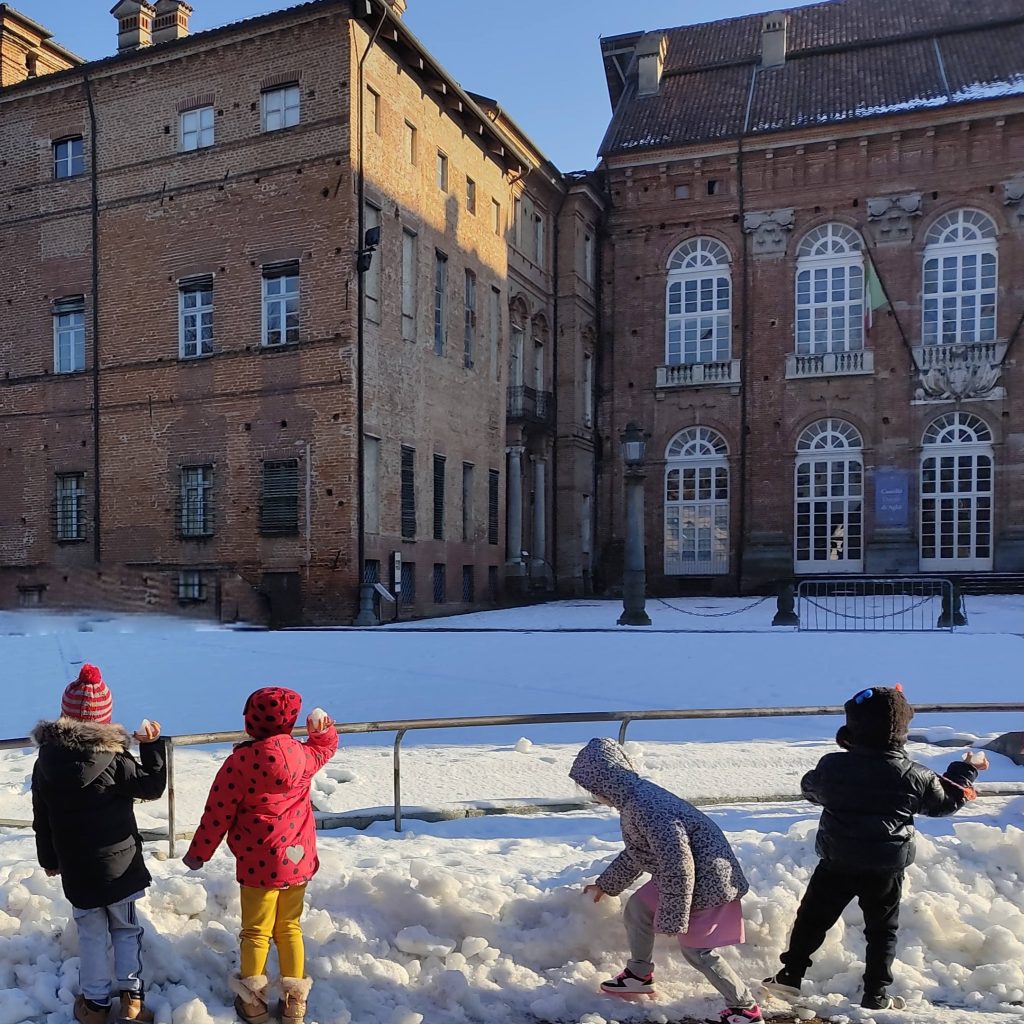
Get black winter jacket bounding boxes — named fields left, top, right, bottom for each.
left=31, top=719, right=167, bottom=910
left=801, top=745, right=978, bottom=873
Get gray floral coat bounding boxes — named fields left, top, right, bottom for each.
left=569, top=737, right=748, bottom=934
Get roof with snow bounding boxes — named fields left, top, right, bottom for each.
left=599, top=0, right=1024, bottom=157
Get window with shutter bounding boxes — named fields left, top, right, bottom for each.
left=433, top=454, right=446, bottom=540
left=488, top=469, right=499, bottom=545
left=401, top=446, right=416, bottom=540
left=260, top=460, right=299, bottom=535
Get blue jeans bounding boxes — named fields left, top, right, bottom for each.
left=73, top=893, right=145, bottom=1003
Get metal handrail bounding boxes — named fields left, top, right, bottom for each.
left=5, top=702, right=1021, bottom=855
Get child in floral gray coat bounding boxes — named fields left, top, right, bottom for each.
left=570, top=737, right=762, bottom=1024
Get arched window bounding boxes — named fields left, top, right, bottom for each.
left=920, top=413, right=993, bottom=570
left=794, top=419, right=864, bottom=573
left=795, top=224, right=864, bottom=354
left=664, top=427, right=729, bottom=576
left=508, top=298, right=528, bottom=388
left=922, top=209, right=998, bottom=346
left=666, top=238, right=732, bottom=366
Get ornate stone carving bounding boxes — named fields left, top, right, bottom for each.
left=742, top=208, right=795, bottom=257
left=1004, top=176, right=1024, bottom=228
left=912, top=343, right=1007, bottom=402
left=866, top=192, right=922, bottom=244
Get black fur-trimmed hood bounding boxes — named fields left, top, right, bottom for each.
left=32, top=718, right=131, bottom=790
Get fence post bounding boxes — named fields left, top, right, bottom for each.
left=166, top=741, right=177, bottom=858
left=937, top=582, right=968, bottom=629
left=617, top=719, right=631, bottom=745
left=393, top=729, right=407, bottom=833
left=772, top=581, right=800, bottom=626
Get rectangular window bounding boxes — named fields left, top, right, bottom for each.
left=432, top=453, right=446, bottom=541
left=179, top=465, right=214, bottom=537
left=433, top=251, right=448, bottom=356
left=53, top=137, right=84, bottom=179
left=363, top=436, right=380, bottom=534
left=401, top=229, right=417, bottom=342
left=362, top=559, right=381, bottom=584
left=488, top=469, right=499, bottom=545
left=436, top=150, right=448, bottom=192
left=462, top=462, right=474, bottom=542
left=489, top=286, right=501, bottom=382
left=492, top=198, right=501, bottom=235
left=179, top=276, right=214, bottom=358
left=260, top=459, right=299, bottom=535
left=466, top=177, right=476, bottom=215
left=367, top=85, right=381, bottom=135
left=364, top=204, right=381, bottom=323
left=404, top=120, right=417, bottom=164
left=400, top=560, right=416, bottom=603
left=462, top=565, right=475, bottom=603
left=55, top=473, right=85, bottom=542
left=401, top=445, right=416, bottom=540
left=262, top=263, right=300, bottom=347
left=584, top=233, right=595, bottom=284
left=583, top=352, right=594, bottom=427
left=463, top=269, right=476, bottom=369
left=432, top=563, right=447, bottom=604
left=180, top=106, right=214, bottom=151
left=262, top=84, right=300, bottom=132
left=177, top=571, right=205, bottom=602
left=533, top=338, right=544, bottom=392
left=512, top=196, right=522, bottom=246
left=534, top=215, right=545, bottom=268
left=53, top=297, right=85, bottom=373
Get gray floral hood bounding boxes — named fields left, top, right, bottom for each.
left=570, top=737, right=749, bottom=935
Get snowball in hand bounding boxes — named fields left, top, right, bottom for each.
left=309, top=707, right=329, bottom=730
left=139, top=719, right=152, bottom=734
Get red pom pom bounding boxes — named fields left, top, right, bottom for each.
left=78, top=664, right=103, bottom=685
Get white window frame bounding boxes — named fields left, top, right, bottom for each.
left=401, top=228, right=417, bottom=342
left=53, top=137, right=84, bottom=179
left=665, top=238, right=732, bottom=365
left=53, top=298, right=85, bottom=373
left=180, top=465, right=214, bottom=537
left=178, top=277, right=214, bottom=358
left=55, top=473, right=85, bottom=542
left=922, top=209, right=998, bottom=346
left=180, top=106, right=214, bottom=152
left=920, top=412, right=994, bottom=571
left=664, top=427, right=730, bottom=576
left=261, top=264, right=300, bottom=347
left=261, top=85, right=301, bottom=132
left=794, top=419, right=864, bottom=574
left=795, top=223, right=865, bottom=355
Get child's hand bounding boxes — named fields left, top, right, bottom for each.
left=583, top=884, right=606, bottom=903
left=182, top=853, right=203, bottom=871
left=307, top=708, right=334, bottom=734
left=134, top=719, right=161, bottom=743
left=964, top=751, right=989, bottom=770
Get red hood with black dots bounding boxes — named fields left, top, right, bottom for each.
left=243, top=686, right=302, bottom=741
left=185, top=715, right=338, bottom=890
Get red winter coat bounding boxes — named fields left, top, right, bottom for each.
left=186, top=687, right=338, bottom=889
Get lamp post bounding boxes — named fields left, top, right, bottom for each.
left=618, top=422, right=652, bottom=627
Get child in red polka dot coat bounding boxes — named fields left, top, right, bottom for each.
left=182, top=687, right=338, bottom=1024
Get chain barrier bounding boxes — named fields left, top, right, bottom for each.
left=800, top=595, right=937, bottom=621
left=654, top=596, right=769, bottom=618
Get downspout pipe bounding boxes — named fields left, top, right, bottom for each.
left=84, top=72, right=102, bottom=564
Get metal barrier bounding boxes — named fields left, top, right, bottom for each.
left=797, top=577, right=957, bottom=631
left=4, top=702, right=1022, bottom=854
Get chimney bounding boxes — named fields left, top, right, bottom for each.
left=635, top=31, right=668, bottom=97
left=386, top=0, right=407, bottom=15
left=111, top=1, right=156, bottom=52
left=152, top=0, right=192, bottom=44
left=761, top=12, right=788, bottom=69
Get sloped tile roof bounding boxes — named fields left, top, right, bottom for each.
left=600, top=0, right=1024, bottom=156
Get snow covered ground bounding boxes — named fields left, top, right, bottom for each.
left=0, top=599, right=1022, bottom=1024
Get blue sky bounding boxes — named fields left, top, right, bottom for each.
left=17, top=0, right=823, bottom=169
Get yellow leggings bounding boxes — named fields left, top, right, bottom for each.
left=239, top=884, right=307, bottom=979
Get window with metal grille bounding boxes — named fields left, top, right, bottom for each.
left=55, top=473, right=85, bottom=542
left=179, top=465, right=214, bottom=537
left=401, top=446, right=416, bottom=540
left=464, top=269, right=476, bottom=369
left=462, top=564, right=475, bottom=603
left=53, top=297, right=85, bottom=374
left=432, top=563, right=447, bottom=603
left=488, top=565, right=499, bottom=602
left=488, top=469, right=499, bottom=545
left=179, top=277, right=214, bottom=358
left=177, top=571, right=205, bottom=602
left=260, top=459, right=299, bottom=535
left=262, top=262, right=300, bottom=347
left=363, top=559, right=380, bottom=584
left=432, top=454, right=446, bottom=541
left=434, top=251, right=447, bottom=355
left=401, top=561, right=416, bottom=603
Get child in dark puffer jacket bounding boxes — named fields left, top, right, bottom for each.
left=183, top=688, right=338, bottom=1024
left=764, top=684, right=986, bottom=1011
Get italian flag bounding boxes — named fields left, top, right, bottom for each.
left=865, top=254, right=888, bottom=333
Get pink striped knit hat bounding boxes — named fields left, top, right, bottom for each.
left=61, top=664, right=114, bottom=724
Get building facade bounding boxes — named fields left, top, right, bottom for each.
left=596, top=0, right=1024, bottom=595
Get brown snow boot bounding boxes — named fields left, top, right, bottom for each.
left=117, top=991, right=154, bottom=1022
left=73, top=996, right=111, bottom=1024
left=228, top=975, right=270, bottom=1024
left=278, top=977, right=313, bottom=1024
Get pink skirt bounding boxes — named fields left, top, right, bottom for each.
left=635, top=880, right=745, bottom=949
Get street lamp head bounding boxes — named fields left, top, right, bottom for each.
left=620, top=422, right=649, bottom=468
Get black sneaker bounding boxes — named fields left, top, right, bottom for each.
left=862, top=993, right=907, bottom=1010
left=600, top=968, right=655, bottom=997
left=761, top=974, right=802, bottom=1001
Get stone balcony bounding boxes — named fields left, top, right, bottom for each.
left=911, top=340, right=1008, bottom=402
left=656, top=359, right=741, bottom=389
left=785, top=349, right=874, bottom=379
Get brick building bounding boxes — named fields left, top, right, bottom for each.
left=0, top=0, right=600, bottom=624
left=596, top=0, right=1024, bottom=595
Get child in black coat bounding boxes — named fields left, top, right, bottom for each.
left=764, top=684, right=985, bottom=1011
left=32, top=665, right=167, bottom=1024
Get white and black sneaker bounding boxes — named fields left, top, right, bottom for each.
left=862, top=994, right=907, bottom=1010
left=762, top=974, right=802, bottom=1002
left=600, top=968, right=656, bottom=997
